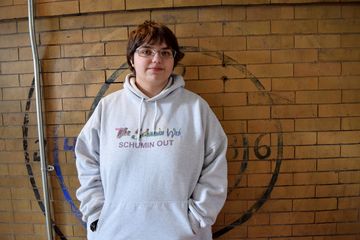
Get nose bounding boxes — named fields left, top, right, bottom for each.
left=151, top=52, right=162, bottom=62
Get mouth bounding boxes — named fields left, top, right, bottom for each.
left=147, top=67, right=164, bottom=72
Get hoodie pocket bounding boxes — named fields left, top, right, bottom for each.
left=96, top=200, right=196, bottom=239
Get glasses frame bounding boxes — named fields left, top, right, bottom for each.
left=135, top=47, right=177, bottom=59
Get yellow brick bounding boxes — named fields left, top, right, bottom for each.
left=0, top=33, right=29, bottom=48
left=199, top=36, right=246, bottom=51
left=223, top=0, right=268, bottom=4
left=272, top=77, right=317, bottom=91
left=248, top=119, right=294, bottom=133
left=42, top=58, right=84, bottom=72
left=40, top=30, right=82, bottom=45
left=105, top=11, right=150, bottom=26
left=342, top=4, right=360, bottom=18
left=63, top=43, right=104, bottom=57
left=224, top=21, right=270, bottom=36
left=176, top=23, right=222, bottom=37
left=339, top=196, right=360, bottom=209
left=342, top=117, right=360, bottom=130
left=17, top=18, right=59, bottom=33
left=278, top=159, right=316, bottom=172
left=226, top=50, right=271, bottom=64
left=1, top=60, right=33, bottom=74
left=247, top=5, right=293, bottom=20
left=273, top=105, right=317, bottom=118
left=318, top=158, right=360, bottom=171
left=0, top=101, right=21, bottom=113
left=318, top=131, right=360, bottom=144
left=319, top=48, right=360, bottom=61
left=14, top=212, right=45, bottom=224
left=63, top=98, right=93, bottom=111
left=272, top=49, right=318, bottom=63
left=60, top=14, right=104, bottom=29
left=83, top=27, right=128, bottom=42
left=44, top=85, right=85, bottom=99
left=343, top=90, right=360, bottom=103
left=198, top=6, right=246, bottom=21
left=295, top=5, right=341, bottom=19
left=296, top=145, right=340, bottom=158
left=319, top=19, right=360, bottom=33
left=44, top=99, right=63, bottom=111
left=80, top=0, right=125, bottom=13
left=225, top=78, right=271, bottom=92
left=247, top=63, right=293, bottom=77
left=295, top=118, right=340, bottom=131
left=19, top=46, right=61, bottom=60
left=0, top=21, right=16, bottom=34
left=293, top=223, right=337, bottom=236
left=270, top=212, right=314, bottom=225
left=105, top=41, right=128, bottom=55
left=62, top=71, right=105, bottom=84
left=343, top=62, right=360, bottom=75
left=294, top=63, right=341, bottom=77
left=2, top=87, right=30, bottom=100
left=224, top=106, right=270, bottom=120
left=272, top=185, right=315, bottom=199
left=294, top=198, right=337, bottom=211
left=0, top=75, right=19, bottom=87
left=0, top=0, right=12, bottom=6
left=340, top=171, right=360, bottom=184
left=181, top=52, right=221, bottom=66
left=249, top=225, right=292, bottom=238
left=127, top=0, right=172, bottom=10
left=296, top=90, right=341, bottom=104
left=247, top=35, right=294, bottom=49
left=221, top=120, right=246, bottom=133
left=199, top=65, right=245, bottom=79
left=295, top=34, right=340, bottom=48
left=85, top=83, right=103, bottom=97
left=341, top=34, right=360, bottom=47
left=319, top=76, right=359, bottom=89
left=272, top=20, right=317, bottom=34
left=275, top=132, right=317, bottom=145
left=201, top=93, right=246, bottom=107
left=248, top=91, right=295, bottom=105
left=316, top=185, right=360, bottom=198
left=341, top=144, right=360, bottom=157
left=36, top=1, right=79, bottom=17
left=174, top=0, right=220, bottom=7
left=186, top=80, right=223, bottom=93
left=84, top=56, right=126, bottom=70
left=319, top=103, right=360, bottom=117
left=0, top=5, right=27, bottom=20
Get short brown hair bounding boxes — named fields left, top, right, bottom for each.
left=127, top=20, right=185, bottom=72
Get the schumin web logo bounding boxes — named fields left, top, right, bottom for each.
left=115, top=127, right=181, bottom=149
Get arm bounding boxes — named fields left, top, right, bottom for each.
left=189, top=107, right=228, bottom=231
left=75, top=105, right=104, bottom=229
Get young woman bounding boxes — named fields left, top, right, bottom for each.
left=75, top=20, right=228, bottom=240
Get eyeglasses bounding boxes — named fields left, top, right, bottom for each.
left=135, top=47, right=176, bottom=59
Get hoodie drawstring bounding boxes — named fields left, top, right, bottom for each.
left=153, top=101, right=158, bottom=132
left=137, top=98, right=144, bottom=142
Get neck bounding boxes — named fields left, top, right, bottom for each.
left=135, top=79, right=169, bottom=98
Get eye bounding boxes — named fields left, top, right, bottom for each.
left=139, top=48, right=153, bottom=56
left=160, top=50, right=173, bottom=58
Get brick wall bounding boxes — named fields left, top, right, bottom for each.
left=0, top=1, right=359, bottom=239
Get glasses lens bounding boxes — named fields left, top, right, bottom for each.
left=136, top=47, right=175, bottom=59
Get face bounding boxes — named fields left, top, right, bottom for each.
left=132, top=42, right=175, bottom=91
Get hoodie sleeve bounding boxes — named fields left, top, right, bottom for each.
left=188, top=103, right=228, bottom=232
left=75, top=103, right=105, bottom=226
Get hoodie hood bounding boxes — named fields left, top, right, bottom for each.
left=123, top=73, right=185, bottom=140
left=123, top=73, right=185, bottom=102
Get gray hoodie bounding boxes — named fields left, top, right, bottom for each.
left=75, top=74, right=228, bottom=240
